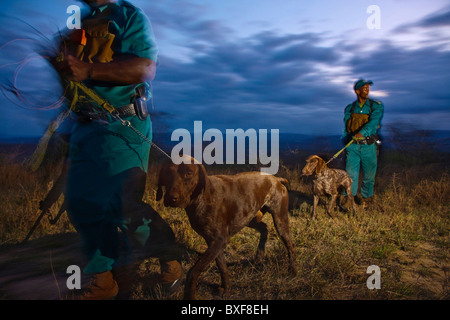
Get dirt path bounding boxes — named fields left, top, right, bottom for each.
left=387, top=241, right=449, bottom=298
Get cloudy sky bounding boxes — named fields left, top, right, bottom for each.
left=0, top=0, right=449, bottom=141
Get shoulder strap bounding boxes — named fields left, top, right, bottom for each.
left=351, top=100, right=374, bottom=114
left=350, top=101, right=356, bottom=113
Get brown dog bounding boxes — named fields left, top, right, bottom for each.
left=156, top=158, right=297, bottom=300
left=301, top=155, right=357, bottom=219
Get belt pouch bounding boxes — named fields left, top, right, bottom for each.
left=133, top=85, right=149, bottom=121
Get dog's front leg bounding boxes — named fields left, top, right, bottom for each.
left=312, top=195, right=319, bottom=219
left=184, top=237, right=225, bottom=300
left=345, top=185, right=357, bottom=217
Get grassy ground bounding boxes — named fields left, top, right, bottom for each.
left=0, top=147, right=448, bottom=300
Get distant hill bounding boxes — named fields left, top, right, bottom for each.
left=1, top=130, right=449, bottom=164
left=152, top=129, right=450, bottom=153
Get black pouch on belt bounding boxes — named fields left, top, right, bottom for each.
left=133, top=84, right=149, bottom=121
left=366, top=134, right=380, bottom=145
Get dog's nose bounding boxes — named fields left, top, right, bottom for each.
left=170, top=194, right=179, bottom=203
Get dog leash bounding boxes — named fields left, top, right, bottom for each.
left=112, top=111, right=172, bottom=161
left=326, top=139, right=354, bottom=165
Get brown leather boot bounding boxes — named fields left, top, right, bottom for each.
left=160, top=260, right=183, bottom=296
left=77, top=271, right=119, bottom=300
left=362, top=196, right=374, bottom=210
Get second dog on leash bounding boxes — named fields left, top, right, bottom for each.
left=301, top=155, right=357, bottom=219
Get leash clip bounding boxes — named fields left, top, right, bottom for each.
left=121, top=119, right=131, bottom=127
left=111, top=110, right=131, bottom=127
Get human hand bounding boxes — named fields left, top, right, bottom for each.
left=352, top=132, right=365, bottom=141
left=65, top=54, right=92, bottom=81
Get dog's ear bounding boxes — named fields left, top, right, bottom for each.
left=315, top=157, right=326, bottom=174
left=156, top=165, right=166, bottom=201
left=156, top=184, right=163, bottom=201
left=191, top=163, right=209, bottom=199
left=198, top=163, right=209, bottom=191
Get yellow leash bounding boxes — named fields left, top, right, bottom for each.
left=28, top=79, right=172, bottom=171
left=27, top=80, right=117, bottom=171
left=326, top=139, right=354, bottom=165
left=67, top=80, right=116, bottom=114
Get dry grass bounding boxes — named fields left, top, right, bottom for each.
left=0, top=148, right=449, bottom=300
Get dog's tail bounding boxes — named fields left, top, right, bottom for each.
left=277, top=177, right=289, bottom=189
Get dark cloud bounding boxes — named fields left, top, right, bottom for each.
left=348, top=40, right=450, bottom=115
left=419, top=8, right=450, bottom=28
left=140, top=1, right=233, bottom=45
left=151, top=27, right=351, bottom=134
left=146, top=3, right=450, bottom=135
left=394, top=6, right=450, bottom=32
left=272, top=43, right=339, bottom=64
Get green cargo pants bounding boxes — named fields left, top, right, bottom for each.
left=345, top=143, right=378, bottom=198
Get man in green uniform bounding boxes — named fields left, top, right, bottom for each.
left=343, top=79, right=384, bottom=207
left=56, top=0, right=182, bottom=299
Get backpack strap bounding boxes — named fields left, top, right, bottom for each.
left=350, top=101, right=356, bottom=114
left=350, top=99, right=374, bottom=114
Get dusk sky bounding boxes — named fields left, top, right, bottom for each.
left=0, top=0, right=449, bottom=141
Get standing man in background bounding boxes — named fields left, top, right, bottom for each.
left=343, top=79, right=384, bottom=208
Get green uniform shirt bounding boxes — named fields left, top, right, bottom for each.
left=343, top=99, right=384, bottom=138
left=84, top=0, right=158, bottom=108
left=69, top=0, right=157, bottom=177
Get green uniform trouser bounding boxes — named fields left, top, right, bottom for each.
left=66, top=116, right=178, bottom=274
left=345, top=143, right=378, bottom=198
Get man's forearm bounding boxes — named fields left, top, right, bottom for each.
left=89, top=57, right=156, bottom=84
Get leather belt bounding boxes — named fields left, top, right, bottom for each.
left=354, top=139, right=369, bottom=145
left=77, top=104, right=136, bottom=122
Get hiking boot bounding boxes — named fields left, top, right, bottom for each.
left=362, top=197, right=374, bottom=209
left=112, top=265, right=135, bottom=300
left=355, top=194, right=363, bottom=206
left=76, top=271, right=119, bottom=300
left=160, top=260, right=183, bottom=297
